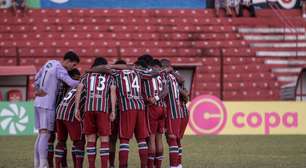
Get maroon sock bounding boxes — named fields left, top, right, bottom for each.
left=119, top=139, right=129, bottom=168
left=62, top=146, right=68, bottom=167
left=86, top=142, right=96, bottom=168
left=48, top=142, right=54, bottom=168
left=177, top=139, right=182, bottom=165
left=109, top=151, right=115, bottom=167
left=48, top=133, right=56, bottom=168
left=73, top=140, right=84, bottom=168
left=137, top=139, right=148, bottom=168
left=148, top=152, right=155, bottom=168
left=55, top=142, right=65, bottom=168
left=167, top=137, right=179, bottom=167
left=100, top=142, right=110, bottom=168
left=71, top=146, right=77, bottom=168
left=155, top=152, right=163, bottom=168
left=109, top=135, right=117, bottom=167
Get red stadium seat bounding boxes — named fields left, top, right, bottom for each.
left=7, top=89, right=23, bottom=101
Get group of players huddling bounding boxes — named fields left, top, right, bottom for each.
left=34, top=51, right=189, bottom=168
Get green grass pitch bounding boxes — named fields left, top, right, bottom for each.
left=0, top=135, right=305, bottom=168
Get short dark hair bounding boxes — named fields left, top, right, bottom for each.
left=152, top=59, right=162, bottom=67
left=135, top=59, right=148, bottom=68
left=91, top=57, right=108, bottom=68
left=114, top=59, right=127, bottom=65
left=68, top=68, right=81, bottom=79
left=160, top=59, right=171, bottom=68
left=138, top=54, right=153, bottom=63
left=64, top=51, right=80, bottom=63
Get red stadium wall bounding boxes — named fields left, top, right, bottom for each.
left=0, top=8, right=305, bottom=100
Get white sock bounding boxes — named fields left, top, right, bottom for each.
left=38, top=133, right=50, bottom=168
left=34, top=135, right=40, bottom=168
left=303, top=14, right=306, bottom=18
left=178, top=164, right=183, bottom=168
left=39, top=159, right=48, bottom=168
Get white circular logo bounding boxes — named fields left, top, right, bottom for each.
left=277, top=0, right=297, bottom=9
left=0, top=104, right=29, bottom=135
left=49, top=0, right=69, bottom=4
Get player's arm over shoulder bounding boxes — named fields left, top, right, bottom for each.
left=56, top=64, right=79, bottom=87
left=85, top=65, right=114, bottom=74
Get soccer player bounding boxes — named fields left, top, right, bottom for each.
left=87, top=57, right=167, bottom=168
left=143, top=59, right=168, bottom=168
left=160, top=59, right=184, bottom=168
left=34, top=51, right=80, bottom=168
left=113, top=65, right=149, bottom=168
left=49, top=69, right=79, bottom=168
left=177, top=83, right=189, bottom=168
left=54, top=68, right=85, bottom=168
left=75, top=57, right=116, bottom=168
left=109, top=59, right=127, bottom=168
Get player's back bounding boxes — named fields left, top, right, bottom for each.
left=115, top=70, right=142, bottom=99
left=143, top=71, right=167, bottom=107
left=114, top=69, right=145, bottom=111
left=56, top=87, right=86, bottom=121
left=82, top=72, right=114, bottom=112
left=34, top=60, right=65, bottom=110
left=166, top=73, right=182, bottom=119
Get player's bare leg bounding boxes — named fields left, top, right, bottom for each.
left=148, top=134, right=156, bottom=168
left=99, top=136, right=110, bottom=168
left=166, top=134, right=179, bottom=168
left=155, top=133, right=164, bottom=168
left=86, top=134, right=97, bottom=168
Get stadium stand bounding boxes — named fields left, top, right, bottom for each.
left=0, top=8, right=305, bottom=100
left=295, top=68, right=306, bottom=100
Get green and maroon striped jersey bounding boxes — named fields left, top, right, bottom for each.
left=114, top=69, right=151, bottom=112
left=143, top=71, right=167, bottom=107
left=179, top=84, right=189, bottom=118
left=56, top=88, right=86, bottom=122
left=81, top=73, right=114, bottom=113
left=55, top=81, right=70, bottom=108
left=165, top=73, right=182, bottom=119
left=180, top=103, right=189, bottom=118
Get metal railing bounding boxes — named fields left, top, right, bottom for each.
left=269, top=2, right=299, bottom=58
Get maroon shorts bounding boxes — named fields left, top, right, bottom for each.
left=148, top=105, right=165, bottom=134
left=165, top=117, right=181, bottom=137
left=179, top=117, right=189, bottom=139
left=83, top=111, right=111, bottom=136
left=119, top=110, right=149, bottom=139
left=56, top=119, right=82, bottom=141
